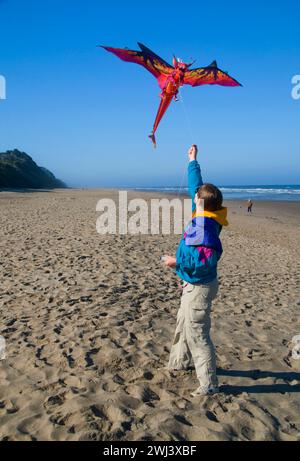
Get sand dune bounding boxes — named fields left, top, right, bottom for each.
left=0, top=189, right=299, bottom=441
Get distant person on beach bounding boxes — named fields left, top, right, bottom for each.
left=247, top=199, right=253, bottom=213
left=162, top=144, right=228, bottom=396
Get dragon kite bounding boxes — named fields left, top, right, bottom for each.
left=100, top=42, right=242, bottom=147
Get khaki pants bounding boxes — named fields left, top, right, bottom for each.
left=168, top=279, right=219, bottom=389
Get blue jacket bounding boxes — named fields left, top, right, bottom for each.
left=175, top=160, right=228, bottom=285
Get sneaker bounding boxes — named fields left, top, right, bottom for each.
left=191, top=385, right=219, bottom=397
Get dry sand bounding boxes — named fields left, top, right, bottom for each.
left=0, top=189, right=299, bottom=441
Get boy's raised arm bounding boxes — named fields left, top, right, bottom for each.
left=162, top=145, right=203, bottom=269
left=188, top=145, right=203, bottom=214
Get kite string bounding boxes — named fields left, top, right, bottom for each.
left=175, top=89, right=197, bottom=200
left=176, top=161, right=187, bottom=200
left=178, top=88, right=196, bottom=145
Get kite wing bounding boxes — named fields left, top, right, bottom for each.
left=101, top=43, right=174, bottom=89
left=184, top=61, right=242, bottom=87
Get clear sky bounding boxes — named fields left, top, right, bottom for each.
left=0, top=0, right=299, bottom=187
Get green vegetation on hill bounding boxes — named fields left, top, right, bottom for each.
left=0, top=149, right=66, bottom=189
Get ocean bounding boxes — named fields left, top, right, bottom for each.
left=133, top=185, right=300, bottom=202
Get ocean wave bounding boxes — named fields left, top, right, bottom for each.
left=135, top=186, right=300, bottom=195
left=132, top=185, right=300, bottom=201
left=219, top=188, right=300, bottom=195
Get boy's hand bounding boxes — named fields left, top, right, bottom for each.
left=162, top=255, right=177, bottom=269
left=188, top=144, right=198, bottom=162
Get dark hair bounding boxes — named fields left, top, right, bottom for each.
left=197, top=183, right=223, bottom=211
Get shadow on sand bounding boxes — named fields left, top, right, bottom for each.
left=218, top=368, right=300, bottom=394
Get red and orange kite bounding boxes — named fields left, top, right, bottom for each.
left=101, top=42, right=242, bottom=147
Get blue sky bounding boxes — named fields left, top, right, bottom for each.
left=0, top=0, right=299, bottom=187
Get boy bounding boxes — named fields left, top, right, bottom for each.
left=163, top=144, right=228, bottom=396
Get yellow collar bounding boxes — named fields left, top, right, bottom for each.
left=192, top=207, right=229, bottom=227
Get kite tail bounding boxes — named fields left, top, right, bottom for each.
left=149, top=93, right=173, bottom=148
left=149, top=132, right=156, bottom=148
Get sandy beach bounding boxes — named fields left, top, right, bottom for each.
left=0, top=188, right=299, bottom=441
